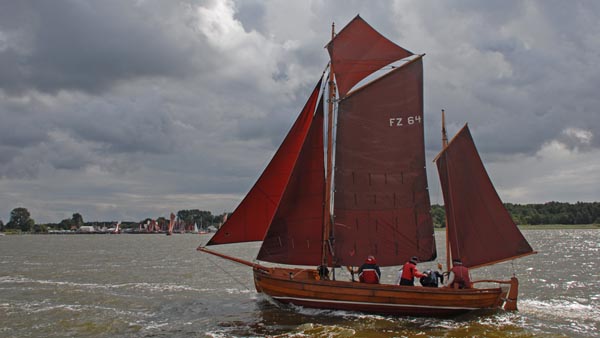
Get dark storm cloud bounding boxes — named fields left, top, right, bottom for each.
left=410, top=0, right=600, bottom=156
left=1, top=0, right=599, bottom=223
left=0, top=1, right=197, bottom=95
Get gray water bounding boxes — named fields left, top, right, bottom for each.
left=0, top=230, right=598, bottom=337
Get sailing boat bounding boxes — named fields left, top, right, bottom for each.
left=198, top=15, right=535, bottom=316
left=167, top=213, right=175, bottom=236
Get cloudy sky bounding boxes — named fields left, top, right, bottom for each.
left=1, top=0, right=599, bottom=223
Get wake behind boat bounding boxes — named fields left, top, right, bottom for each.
left=198, top=15, right=535, bottom=317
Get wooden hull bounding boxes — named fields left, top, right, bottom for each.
left=253, top=267, right=511, bottom=317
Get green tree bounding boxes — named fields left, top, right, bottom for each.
left=33, top=223, right=48, bottom=233
left=59, top=218, right=73, bottom=230
left=430, top=205, right=446, bottom=228
left=0, top=219, right=4, bottom=231
left=6, top=207, right=35, bottom=232
left=72, top=213, right=84, bottom=228
left=177, top=209, right=213, bottom=230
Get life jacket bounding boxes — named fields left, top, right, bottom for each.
left=450, top=264, right=472, bottom=289
left=358, top=257, right=381, bottom=284
left=401, top=261, right=425, bottom=281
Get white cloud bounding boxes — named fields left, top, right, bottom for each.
left=562, top=127, right=593, bottom=146
left=489, top=136, right=600, bottom=203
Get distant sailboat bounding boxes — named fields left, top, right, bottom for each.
left=110, top=221, right=121, bottom=234
left=167, top=213, right=175, bottom=236
left=198, top=15, right=535, bottom=316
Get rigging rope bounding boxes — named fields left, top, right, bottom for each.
left=511, top=260, right=516, bottom=277
left=205, top=254, right=251, bottom=292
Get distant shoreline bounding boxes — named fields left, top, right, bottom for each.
left=432, top=224, right=600, bottom=231
left=2, top=224, right=599, bottom=236
left=517, top=224, right=600, bottom=230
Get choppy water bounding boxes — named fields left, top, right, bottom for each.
left=0, top=230, right=598, bottom=337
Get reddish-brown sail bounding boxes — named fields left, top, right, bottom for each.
left=257, top=98, right=325, bottom=265
left=332, top=57, right=436, bottom=267
left=327, top=15, right=413, bottom=98
left=435, top=125, right=535, bottom=268
left=206, top=80, right=323, bottom=246
left=167, top=212, right=175, bottom=235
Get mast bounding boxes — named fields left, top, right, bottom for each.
left=442, top=109, right=448, bottom=147
left=322, top=22, right=336, bottom=268
left=441, top=109, right=451, bottom=271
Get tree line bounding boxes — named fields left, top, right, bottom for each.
left=430, top=201, right=600, bottom=227
left=1, top=202, right=599, bottom=233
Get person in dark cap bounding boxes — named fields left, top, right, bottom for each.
left=397, top=256, right=428, bottom=286
left=445, top=258, right=472, bottom=289
left=358, top=255, right=381, bottom=284
left=419, top=262, right=444, bottom=288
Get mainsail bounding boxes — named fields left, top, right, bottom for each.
left=332, top=57, right=436, bottom=267
left=435, top=125, right=535, bottom=268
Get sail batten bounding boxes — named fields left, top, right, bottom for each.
left=435, top=125, right=534, bottom=268
left=342, top=55, right=424, bottom=100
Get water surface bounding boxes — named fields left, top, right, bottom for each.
left=0, top=230, right=598, bottom=337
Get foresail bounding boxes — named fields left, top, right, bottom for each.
left=257, top=97, right=325, bottom=265
left=435, top=125, right=535, bottom=268
left=332, top=57, right=436, bottom=267
left=327, top=15, right=413, bottom=98
left=206, top=79, right=323, bottom=246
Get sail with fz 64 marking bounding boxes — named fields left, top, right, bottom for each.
left=332, top=57, right=436, bottom=267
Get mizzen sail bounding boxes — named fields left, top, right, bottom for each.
left=435, top=125, right=535, bottom=268
left=206, top=79, right=323, bottom=246
left=332, top=57, right=436, bottom=267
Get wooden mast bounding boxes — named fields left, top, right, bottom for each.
left=441, top=109, right=451, bottom=271
left=322, top=22, right=336, bottom=269
left=442, top=109, right=448, bottom=147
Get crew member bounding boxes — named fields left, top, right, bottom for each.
left=317, top=265, right=330, bottom=280
left=445, top=258, right=472, bottom=289
left=358, top=255, right=381, bottom=284
left=397, top=256, right=427, bottom=286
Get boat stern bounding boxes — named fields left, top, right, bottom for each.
left=502, top=277, right=519, bottom=311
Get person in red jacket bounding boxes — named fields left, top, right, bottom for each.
left=445, top=258, right=472, bottom=289
left=358, top=255, right=381, bottom=284
left=397, top=256, right=427, bottom=286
